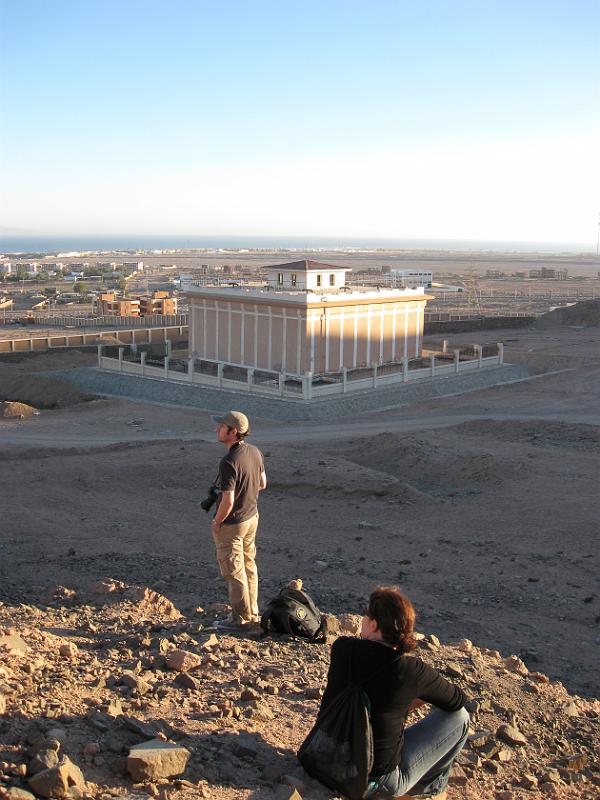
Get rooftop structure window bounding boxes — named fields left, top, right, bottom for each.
left=316, top=274, right=322, bottom=287
left=291, top=273, right=297, bottom=287
left=329, top=273, right=335, bottom=286
left=277, top=273, right=283, bottom=285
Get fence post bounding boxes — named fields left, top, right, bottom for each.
left=140, top=351, right=147, bottom=376
left=166, top=339, right=172, bottom=357
left=342, top=367, right=348, bottom=394
left=372, top=362, right=378, bottom=387
left=247, top=368, right=254, bottom=392
left=442, top=339, right=448, bottom=354
left=97, top=344, right=103, bottom=368
left=279, top=372, right=285, bottom=396
left=217, top=362, right=224, bottom=388
left=118, top=347, right=124, bottom=372
left=430, top=354, right=436, bottom=376
left=29, top=338, right=34, bottom=351
left=402, top=356, right=409, bottom=382
left=475, top=344, right=483, bottom=368
left=47, top=336, right=52, bottom=348
left=164, top=356, right=170, bottom=376
left=303, top=371, right=313, bottom=400
left=497, top=342, right=504, bottom=364
left=454, top=349, right=460, bottom=373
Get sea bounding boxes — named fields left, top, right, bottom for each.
left=0, top=234, right=594, bottom=256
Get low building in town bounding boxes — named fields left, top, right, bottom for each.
left=98, top=290, right=177, bottom=317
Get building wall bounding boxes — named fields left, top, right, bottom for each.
left=189, top=293, right=428, bottom=375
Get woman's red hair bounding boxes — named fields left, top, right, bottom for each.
left=367, top=586, right=417, bottom=652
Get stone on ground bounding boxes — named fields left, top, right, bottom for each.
left=2, top=401, right=38, bottom=419
left=126, top=739, right=190, bottom=781
left=28, top=756, right=85, bottom=798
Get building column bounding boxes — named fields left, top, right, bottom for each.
left=97, top=344, right=103, bottom=368
left=247, top=368, right=254, bottom=392
left=202, top=299, right=208, bottom=358
left=281, top=308, right=287, bottom=371
left=454, top=349, right=460, bottom=373
left=217, top=362, right=224, bottom=388
left=309, top=315, right=316, bottom=373
left=227, top=302, right=232, bottom=363
left=164, top=356, right=170, bottom=376
left=118, top=347, right=124, bottom=372
left=140, top=351, right=147, bottom=376
left=188, top=355, right=195, bottom=381
left=372, top=362, right=378, bottom=387
left=403, top=356, right=409, bottom=382
left=338, top=308, right=345, bottom=370
left=342, top=367, right=348, bottom=394
left=497, top=342, right=504, bottom=364
left=430, top=354, right=436, bottom=376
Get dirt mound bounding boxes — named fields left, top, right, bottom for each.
left=533, top=299, right=600, bottom=329
left=1, top=401, right=38, bottom=419
left=0, top=368, right=95, bottom=408
left=453, top=419, right=600, bottom=449
left=0, top=598, right=598, bottom=800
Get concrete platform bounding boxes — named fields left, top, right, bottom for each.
left=47, top=363, right=531, bottom=421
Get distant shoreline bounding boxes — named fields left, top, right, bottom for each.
left=0, top=234, right=595, bottom=257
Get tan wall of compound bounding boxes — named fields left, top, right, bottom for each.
left=188, top=294, right=428, bottom=375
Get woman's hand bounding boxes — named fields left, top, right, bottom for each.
left=407, top=698, right=425, bottom=714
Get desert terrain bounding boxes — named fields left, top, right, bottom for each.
left=0, top=310, right=599, bottom=800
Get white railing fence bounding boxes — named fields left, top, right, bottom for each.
left=97, top=343, right=505, bottom=401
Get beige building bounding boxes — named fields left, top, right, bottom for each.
left=98, top=293, right=140, bottom=316
left=98, top=290, right=177, bottom=317
left=187, top=260, right=432, bottom=376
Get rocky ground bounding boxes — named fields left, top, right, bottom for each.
left=0, top=581, right=598, bottom=800
left=1, top=311, right=599, bottom=800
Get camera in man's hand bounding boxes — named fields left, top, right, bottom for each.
left=200, top=484, right=219, bottom=513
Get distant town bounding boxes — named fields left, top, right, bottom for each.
left=1, top=247, right=599, bottom=327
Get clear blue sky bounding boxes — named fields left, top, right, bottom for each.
left=1, top=0, right=598, bottom=244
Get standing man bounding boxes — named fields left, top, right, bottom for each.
left=210, top=410, right=266, bottom=631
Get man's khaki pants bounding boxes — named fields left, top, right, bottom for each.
left=212, top=514, right=259, bottom=624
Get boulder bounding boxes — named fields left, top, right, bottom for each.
left=496, top=724, right=528, bottom=746
left=165, top=649, right=202, bottom=672
left=28, top=756, right=85, bottom=798
left=0, top=634, right=29, bottom=656
left=126, top=739, right=190, bottom=781
left=5, top=789, right=37, bottom=800
left=336, top=613, right=362, bottom=636
left=2, top=401, right=38, bottom=419
left=125, top=586, right=181, bottom=622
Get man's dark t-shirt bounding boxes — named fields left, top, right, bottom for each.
left=217, top=441, right=264, bottom=525
left=319, top=637, right=467, bottom=776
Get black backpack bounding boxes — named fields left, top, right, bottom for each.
left=298, top=645, right=403, bottom=800
left=260, top=586, right=324, bottom=640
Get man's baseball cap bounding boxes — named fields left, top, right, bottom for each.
left=212, top=410, right=250, bottom=434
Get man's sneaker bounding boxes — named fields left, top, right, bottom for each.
left=214, top=616, right=252, bottom=631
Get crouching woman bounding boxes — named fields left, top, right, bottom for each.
left=318, top=586, right=470, bottom=800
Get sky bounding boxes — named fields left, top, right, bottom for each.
left=0, top=0, right=599, bottom=246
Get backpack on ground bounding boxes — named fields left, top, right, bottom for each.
left=298, top=644, right=403, bottom=800
left=260, top=586, right=323, bottom=640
